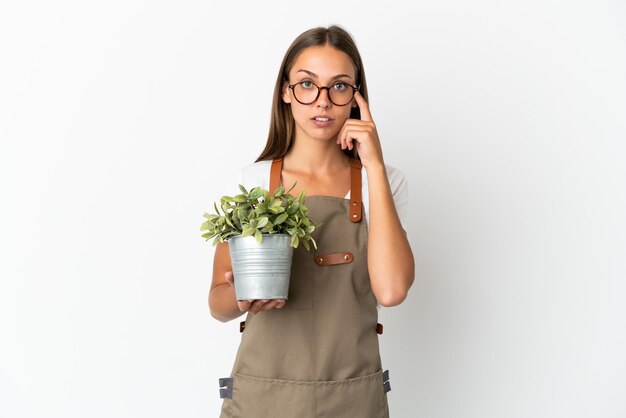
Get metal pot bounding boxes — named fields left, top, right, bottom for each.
left=227, top=233, right=293, bottom=300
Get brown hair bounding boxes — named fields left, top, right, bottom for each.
left=255, top=25, right=369, bottom=162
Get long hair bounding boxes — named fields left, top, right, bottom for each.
left=255, top=25, right=369, bottom=162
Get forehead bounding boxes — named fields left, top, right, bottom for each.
left=289, top=45, right=356, bottom=80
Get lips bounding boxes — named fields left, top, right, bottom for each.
left=311, top=116, right=333, bottom=127
left=311, top=115, right=333, bottom=121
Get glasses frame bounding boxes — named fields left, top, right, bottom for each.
left=287, top=80, right=360, bottom=106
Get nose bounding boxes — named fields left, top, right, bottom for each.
left=316, top=87, right=332, bottom=108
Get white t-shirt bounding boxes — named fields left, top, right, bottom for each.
left=238, top=160, right=409, bottom=234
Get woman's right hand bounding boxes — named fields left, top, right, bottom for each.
left=224, top=271, right=287, bottom=314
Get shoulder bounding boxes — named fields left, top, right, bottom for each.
left=240, top=160, right=273, bottom=190
left=361, top=163, right=407, bottom=193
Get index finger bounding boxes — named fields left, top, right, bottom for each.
left=353, top=90, right=372, bottom=122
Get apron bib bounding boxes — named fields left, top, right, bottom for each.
left=218, top=158, right=391, bottom=418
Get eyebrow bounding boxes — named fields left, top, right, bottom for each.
left=295, top=69, right=354, bottom=81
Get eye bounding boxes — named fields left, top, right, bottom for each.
left=299, top=81, right=314, bottom=89
left=332, top=82, right=348, bottom=91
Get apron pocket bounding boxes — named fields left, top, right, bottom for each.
left=224, top=371, right=389, bottom=418
left=228, top=372, right=315, bottom=418
left=315, top=370, right=389, bottom=418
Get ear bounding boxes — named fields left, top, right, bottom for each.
left=281, top=81, right=292, bottom=104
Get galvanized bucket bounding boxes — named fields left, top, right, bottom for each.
left=227, top=233, right=293, bottom=301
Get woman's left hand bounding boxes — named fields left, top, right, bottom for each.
left=336, top=90, right=384, bottom=169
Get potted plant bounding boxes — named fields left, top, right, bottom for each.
left=200, top=182, right=319, bottom=301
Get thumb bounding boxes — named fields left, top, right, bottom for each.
left=224, top=271, right=234, bottom=285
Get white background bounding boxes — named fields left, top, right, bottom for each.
left=1, top=1, right=625, bottom=417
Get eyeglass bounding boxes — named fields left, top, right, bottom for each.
left=287, top=80, right=360, bottom=106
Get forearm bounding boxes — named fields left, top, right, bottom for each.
left=209, top=283, right=244, bottom=322
left=366, top=163, right=415, bottom=306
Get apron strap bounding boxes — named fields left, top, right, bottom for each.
left=350, top=158, right=362, bottom=222
left=270, top=156, right=362, bottom=223
left=269, top=157, right=283, bottom=195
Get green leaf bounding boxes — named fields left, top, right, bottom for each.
left=249, top=188, right=264, bottom=200
left=221, top=195, right=235, bottom=202
left=286, top=181, right=297, bottom=194
left=238, top=184, right=248, bottom=194
left=261, top=220, right=274, bottom=233
left=256, top=217, right=268, bottom=228
left=273, top=186, right=284, bottom=197
left=233, top=194, right=247, bottom=203
left=287, top=203, right=299, bottom=215
left=268, top=205, right=285, bottom=214
left=290, top=234, right=299, bottom=248
left=242, top=225, right=255, bottom=237
left=254, top=229, right=263, bottom=243
left=274, top=212, right=288, bottom=225
left=255, top=202, right=268, bottom=215
left=302, top=239, right=310, bottom=251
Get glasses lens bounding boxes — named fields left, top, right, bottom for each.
left=328, top=82, right=354, bottom=106
left=293, top=82, right=319, bottom=104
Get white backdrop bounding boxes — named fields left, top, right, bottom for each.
left=1, top=1, right=625, bottom=417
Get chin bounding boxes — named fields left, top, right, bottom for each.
left=310, top=131, right=340, bottom=142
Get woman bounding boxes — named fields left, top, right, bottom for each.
left=209, top=24, right=415, bottom=417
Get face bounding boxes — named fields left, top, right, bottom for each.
left=282, top=45, right=358, bottom=143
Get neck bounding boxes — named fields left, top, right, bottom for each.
left=283, top=128, right=351, bottom=174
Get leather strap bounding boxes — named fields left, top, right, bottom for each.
left=269, top=157, right=362, bottom=223
left=350, top=158, right=362, bottom=222
left=269, top=157, right=283, bottom=195
left=314, top=252, right=354, bottom=266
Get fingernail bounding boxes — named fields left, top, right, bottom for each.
left=262, top=299, right=269, bottom=303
